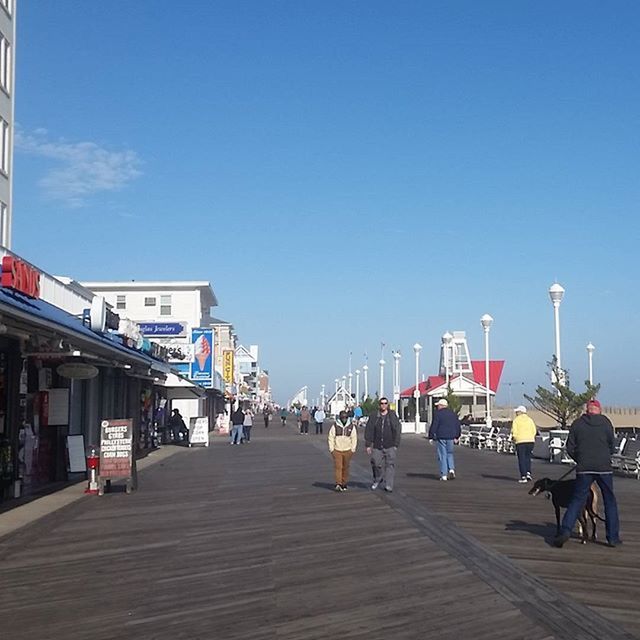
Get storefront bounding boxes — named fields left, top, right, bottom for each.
left=0, top=267, right=170, bottom=503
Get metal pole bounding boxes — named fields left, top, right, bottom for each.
left=379, top=359, right=385, bottom=398
left=355, top=370, right=360, bottom=402
left=413, top=343, right=421, bottom=434
left=484, top=328, right=491, bottom=427
left=363, top=365, right=369, bottom=398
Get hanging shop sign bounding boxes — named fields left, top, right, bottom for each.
left=163, top=339, right=194, bottom=363
left=188, top=417, right=210, bottom=447
left=222, top=349, right=235, bottom=384
left=56, top=362, right=100, bottom=380
left=190, top=328, right=213, bottom=387
left=98, top=419, right=135, bottom=494
left=1, top=256, right=41, bottom=298
left=139, top=322, right=187, bottom=337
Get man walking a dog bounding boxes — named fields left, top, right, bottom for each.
left=428, top=398, right=461, bottom=481
left=511, top=405, right=537, bottom=483
left=554, top=399, right=622, bottom=548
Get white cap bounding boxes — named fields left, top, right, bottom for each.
left=514, top=405, right=527, bottom=413
left=436, top=398, right=448, bottom=407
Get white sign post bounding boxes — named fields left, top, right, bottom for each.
left=189, top=417, right=210, bottom=447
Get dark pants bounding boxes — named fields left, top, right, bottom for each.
left=315, top=421, right=323, bottom=434
left=301, top=420, right=309, bottom=434
left=243, top=425, right=252, bottom=442
left=264, top=417, right=269, bottom=428
left=560, top=472, right=621, bottom=543
left=516, top=442, right=534, bottom=477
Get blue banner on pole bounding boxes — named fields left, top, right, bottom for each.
left=190, top=328, right=214, bottom=387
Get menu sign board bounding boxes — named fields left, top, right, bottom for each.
left=99, top=419, right=133, bottom=479
left=189, top=417, right=210, bottom=447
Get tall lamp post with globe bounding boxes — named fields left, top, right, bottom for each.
left=413, top=343, right=422, bottom=433
left=480, top=315, right=493, bottom=428
left=549, top=283, right=565, bottom=386
left=586, top=342, right=595, bottom=385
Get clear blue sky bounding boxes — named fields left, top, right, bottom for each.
left=13, top=1, right=640, bottom=406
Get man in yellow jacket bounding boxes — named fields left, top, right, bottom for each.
left=328, top=410, right=358, bottom=492
left=511, top=405, right=537, bottom=483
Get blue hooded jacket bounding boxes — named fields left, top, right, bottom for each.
left=428, top=407, right=461, bottom=440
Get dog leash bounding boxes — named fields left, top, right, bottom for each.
left=545, top=464, right=577, bottom=496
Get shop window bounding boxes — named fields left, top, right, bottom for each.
left=160, top=295, right=171, bottom=316
left=116, top=295, right=126, bottom=309
left=144, top=297, right=156, bottom=307
left=0, top=34, right=10, bottom=94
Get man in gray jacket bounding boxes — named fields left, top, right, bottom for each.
left=364, top=397, right=402, bottom=492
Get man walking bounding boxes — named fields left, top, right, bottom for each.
left=511, top=405, right=537, bottom=483
left=230, top=404, right=245, bottom=445
left=314, top=406, right=326, bottom=434
left=300, top=406, right=311, bottom=435
left=365, top=397, right=401, bottom=492
left=328, top=410, right=358, bottom=491
left=428, top=399, right=461, bottom=481
left=554, top=399, right=622, bottom=548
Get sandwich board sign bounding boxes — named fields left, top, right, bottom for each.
left=189, top=417, right=210, bottom=447
left=98, top=419, right=136, bottom=494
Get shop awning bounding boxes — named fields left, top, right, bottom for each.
left=159, top=372, right=207, bottom=399
left=0, top=288, right=168, bottom=370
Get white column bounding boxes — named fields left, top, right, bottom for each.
left=321, top=384, right=325, bottom=407
left=334, top=378, right=339, bottom=394
left=587, top=342, right=595, bottom=385
left=355, top=369, right=360, bottom=402
left=549, top=283, right=565, bottom=383
left=363, top=364, right=369, bottom=399
left=481, top=315, right=493, bottom=428
left=413, top=343, right=422, bottom=433
left=442, top=332, right=453, bottom=386
left=379, top=359, right=385, bottom=398
left=393, top=351, right=401, bottom=411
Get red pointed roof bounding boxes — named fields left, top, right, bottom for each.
left=470, top=360, right=505, bottom=393
left=400, top=375, right=444, bottom=398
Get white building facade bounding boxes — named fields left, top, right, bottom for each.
left=0, top=0, right=15, bottom=248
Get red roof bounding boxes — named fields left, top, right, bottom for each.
left=399, top=361, right=504, bottom=397
left=470, top=360, right=505, bottom=393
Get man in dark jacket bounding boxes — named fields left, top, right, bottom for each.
left=428, top=398, right=461, bottom=481
left=554, top=399, right=621, bottom=547
left=364, top=397, right=401, bottom=492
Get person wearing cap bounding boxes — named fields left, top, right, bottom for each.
left=428, top=399, right=462, bottom=481
left=328, top=410, right=358, bottom=491
left=554, top=399, right=622, bottom=548
left=511, top=405, right=537, bottom=483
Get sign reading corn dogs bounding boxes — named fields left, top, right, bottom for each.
left=189, top=328, right=214, bottom=387
left=222, top=350, right=235, bottom=384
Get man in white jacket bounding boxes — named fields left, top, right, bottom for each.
left=328, top=410, right=358, bottom=492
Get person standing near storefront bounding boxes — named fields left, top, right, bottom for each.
left=230, top=405, right=245, bottom=445
left=168, top=409, right=188, bottom=444
left=365, top=397, right=402, bottom=492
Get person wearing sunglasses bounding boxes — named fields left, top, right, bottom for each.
left=364, top=397, right=402, bottom=492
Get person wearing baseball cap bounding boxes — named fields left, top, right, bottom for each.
left=554, top=398, right=622, bottom=548
left=511, top=405, right=537, bottom=483
left=428, top=398, right=462, bottom=481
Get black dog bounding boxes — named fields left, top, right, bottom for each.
left=528, top=478, right=605, bottom=543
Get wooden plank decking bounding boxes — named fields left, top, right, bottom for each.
left=0, top=418, right=638, bottom=640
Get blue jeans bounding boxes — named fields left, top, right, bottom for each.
left=516, top=442, right=534, bottom=477
left=436, top=439, right=455, bottom=477
left=231, top=424, right=243, bottom=444
left=560, top=473, right=621, bottom=543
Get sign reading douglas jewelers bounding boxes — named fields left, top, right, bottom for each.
left=98, top=419, right=135, bottom=493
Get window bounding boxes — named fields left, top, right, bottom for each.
left=144, top=297, right=156, bottom=307
left=116, top=295, right=126, bottom=309
left=0, top=118, right=8, bottom=175
left=160, top=295, right=171, bottom=316
left=0, top=34, right=11, bottom=94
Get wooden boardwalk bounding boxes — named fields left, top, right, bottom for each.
left=0, top=418, right=638, bottom=640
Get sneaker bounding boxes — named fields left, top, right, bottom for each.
left=607, top=539, right=623, bottom=548
left=439, top=476, right=448, bottom=481
left=384, top=486, right=393, bottom=493
left=334, top=484, right=342, bottom=492
left=553, top=532, right=570, bottom=548
left=448, top=470, right=456, bottom=480
left=371, top=482, right=380, bottom=490
left=518, top=477, right=528, bottom=484
left=341, top=484, right=348, bottom=492
left=526, top=472, right=533, bottom=481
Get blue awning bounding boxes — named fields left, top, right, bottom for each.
left=0, top=288, right=169, bottom=371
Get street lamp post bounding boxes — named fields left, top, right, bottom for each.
left=549, top=283, right=565, bottom=383
left=442, top=332, right=453, bottom=385
left=413, top=343, right=422, bottom=433
left=480, top=315, right=493, bottom=428
left=321, top=384, right=325, bottom=407
left=587, top=342, right=595, bottom=385
left=379, top=359, right=385, bottom=398
left=355, top=369, right=360, bottom=402
left=363, top=364, right=369, bottom=399
left=334, top=378, right=339, bottom=394
left=504, top=381, right=524, bottom=409
left=348, top=352, right=353, bottom=395
left=393, top=351, right=401, bottom=412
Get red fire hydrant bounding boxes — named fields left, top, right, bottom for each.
left=85, top=446, right=99, bottom=494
